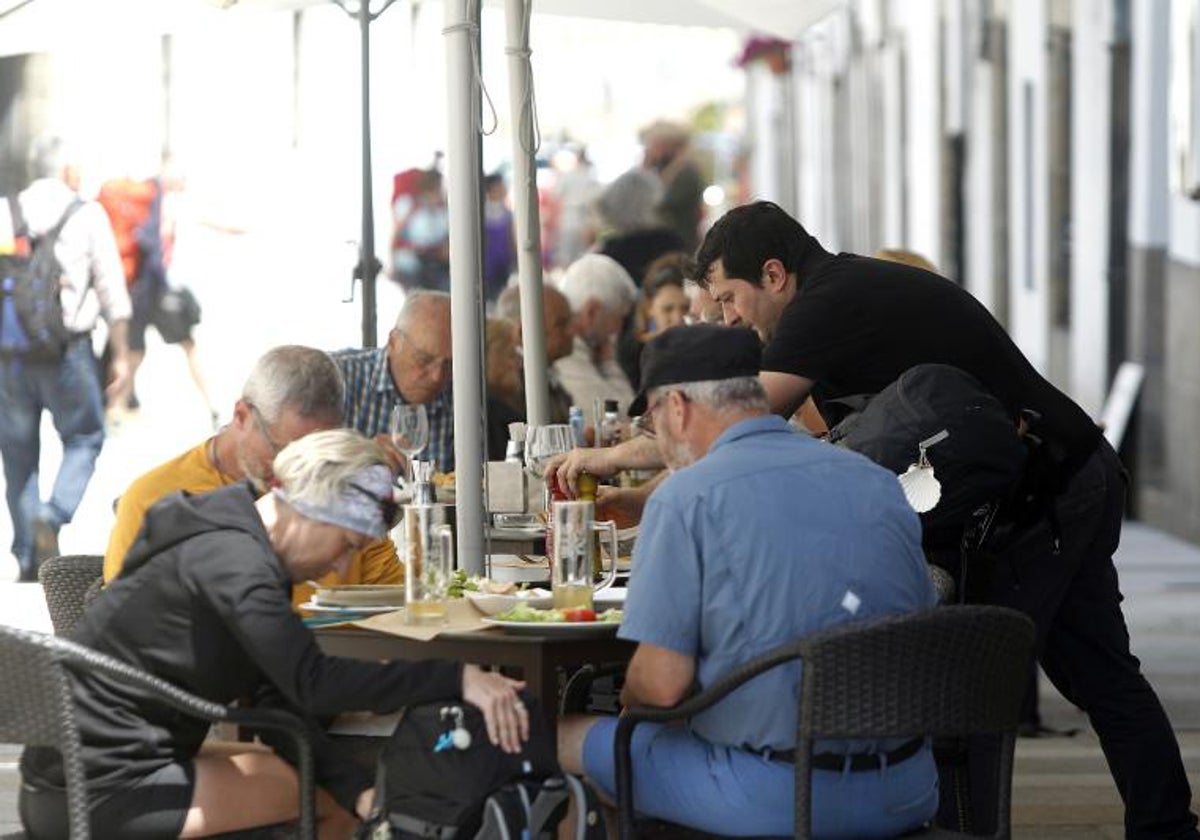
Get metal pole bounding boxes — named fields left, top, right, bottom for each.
left=444, top=0, right=486, bottom=574
left=358, top=0, right=379, bottom=347
left=503, top=0, right=550, bottom=426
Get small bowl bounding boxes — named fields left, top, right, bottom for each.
left=465, top=588, right=553, bottom=616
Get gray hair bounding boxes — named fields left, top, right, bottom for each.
left=395, top=290, right=452, bottom=331
left=27, top=135, right=73, bottom=180
left=242, top=345, right=344, bottom=425
left=558, top=254, right=638, bottom=315
left=596, top=168, right=663, bottom=233
left=272, top=429, right=389, bottom=508
left=656, top=376, right=768, bottom=415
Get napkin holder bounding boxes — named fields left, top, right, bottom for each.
left=486, top=461, right=526, bottom=513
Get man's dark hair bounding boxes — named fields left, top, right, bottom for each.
left=694, top=201, right=818, bottom=290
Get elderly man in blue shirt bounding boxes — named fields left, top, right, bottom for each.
left=556, top=325, right=939, bottom=837
left=331, top=290, right=455, bottom=473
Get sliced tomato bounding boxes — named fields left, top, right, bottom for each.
left=561, top=608, right=597, bottom=622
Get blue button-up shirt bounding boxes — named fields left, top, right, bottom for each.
left=331, top=346, right=455, bottom=473
left=621, top=414, right=935, bottom=751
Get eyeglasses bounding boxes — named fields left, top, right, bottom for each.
left=348, top=482, right=402, bottom=530
left=247, top=402, right=285, bottom=455
left=631, top=390, right=688, bottom=439
left=399, top=330, right=452, bottom=374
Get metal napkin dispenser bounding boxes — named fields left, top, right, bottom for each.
left=485, top=461, right=526, bottom=513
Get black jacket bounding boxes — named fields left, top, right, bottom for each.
left=24, top=482, right=461, bottom=812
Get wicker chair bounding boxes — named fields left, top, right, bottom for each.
left=0, top=624, right=317, bottom=840
left=615, top=605, right=1035, bottom=840
left=38, top=555, right=105, bottom=636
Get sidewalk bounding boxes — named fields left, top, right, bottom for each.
left=2, top=521, right=1199, bottom=836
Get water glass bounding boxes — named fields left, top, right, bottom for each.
left=400, top=503, right=454, bottom=625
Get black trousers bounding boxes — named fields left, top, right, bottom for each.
left=965, top=441, right=1197, bottom=838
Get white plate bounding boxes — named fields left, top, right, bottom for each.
left=480, top=618, right=620, bottom=636
left=465, top=589, right=553, bottom=616
left=311, top=584, right=407, bottom=608
left=300, top=601, right=402, bottom=615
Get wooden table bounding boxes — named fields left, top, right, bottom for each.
left=317, top=627, right=634, bottom=737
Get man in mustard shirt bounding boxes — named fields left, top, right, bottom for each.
left=104, top=345, right=403, bottom=605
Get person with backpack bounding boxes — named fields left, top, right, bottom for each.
left=19, top=429, right=529, bottom=839
left=0, top=135, right=131, bottom=582
left=548, top=202, right=1198, bottom=840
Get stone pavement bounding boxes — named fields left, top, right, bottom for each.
left=2, top=521, right=1199, bottom=836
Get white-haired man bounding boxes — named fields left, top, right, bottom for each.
left=332, top=290, right=455, bottom=472
left=554, top=253, right=638, bottom=428
left=1, top=135, right=132, bottom=581
left=557, top=325, right=938, bottom=837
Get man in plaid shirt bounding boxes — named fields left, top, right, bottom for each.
left=332, top=290, right=455, bottom=473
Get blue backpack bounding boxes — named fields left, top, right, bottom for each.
left=0, top=196, right=83, bottom=361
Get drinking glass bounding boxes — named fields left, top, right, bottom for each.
left=550, top=500, right=619, bottom=611
left=523, top=423, right=574, bottom=505
left=523, top=424, right=575, bottom=480
left=390, top=403, right=430, bottom=485
left=400, top=503, right=454, bottom=625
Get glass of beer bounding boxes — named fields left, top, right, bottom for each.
left=401, top=503, right=454, bottom=625
left=551, top=501, right=619, bottom=610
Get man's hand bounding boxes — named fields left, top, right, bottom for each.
left=461, top=664, right=529, bottom=754
left=104, top=354, right=131, bottom=404
left=546, top=447, right=619, bottom=497
left=548, top=435, right=667, bottom=497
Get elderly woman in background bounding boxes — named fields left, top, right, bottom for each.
left=19, top=429, right=527, bottom=840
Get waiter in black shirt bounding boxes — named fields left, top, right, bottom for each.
left=549, top=201, right=1198, bottom=840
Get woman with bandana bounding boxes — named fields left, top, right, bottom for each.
left=19, top=429, right=528, bottom=840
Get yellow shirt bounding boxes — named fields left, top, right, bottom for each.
left=103, top=440, right=404, bottom=606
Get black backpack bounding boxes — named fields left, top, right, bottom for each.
left=0, top=196, right=84, bottom=361
left=358, top=694, right=605, bottom=840
left=826, top=364, right=1028, bottom=553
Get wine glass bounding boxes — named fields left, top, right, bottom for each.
left=390, top=403, right=430, bottom=486
left=525, top=424, right=576, bottom=510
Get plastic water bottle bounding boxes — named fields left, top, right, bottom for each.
left=568, top=405, right=587, bottom=447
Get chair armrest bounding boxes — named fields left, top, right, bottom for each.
left=57, top=641, right=316, bottom=838
left=616, top=636, right=809, bottom=840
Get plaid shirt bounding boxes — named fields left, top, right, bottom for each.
left=331, top=347, right=456, bottom=472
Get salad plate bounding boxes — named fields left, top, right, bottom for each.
left=480, top=617, right=620, bottom=636
left=480, top=604, right=623, bottom=636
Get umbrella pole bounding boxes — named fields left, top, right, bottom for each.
left=503, top=0, right=549, bottom=427
left=356, top=0, right=379, bottom=347
left=444, top=0, right=486, bottom=574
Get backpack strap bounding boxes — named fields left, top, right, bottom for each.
left=40, top=199, right=85, bottom=246
left=388, top=812, right=460, bottom=839
left=6, top=194, right=28, bottom=239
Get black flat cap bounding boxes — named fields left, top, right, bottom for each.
left=629, top=325, right=762, bottom=416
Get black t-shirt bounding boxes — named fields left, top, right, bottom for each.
left=761, top=250, right=1101, bottom=476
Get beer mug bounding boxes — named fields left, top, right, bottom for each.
left=550, top=500, right=619, bottom=611
left=400, top=503, right=454, bottom=625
